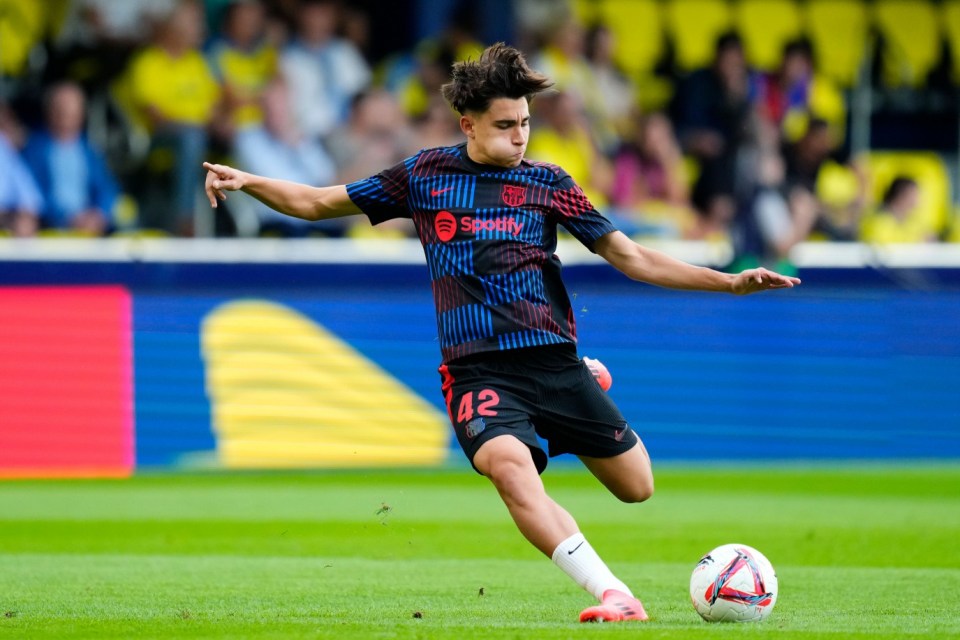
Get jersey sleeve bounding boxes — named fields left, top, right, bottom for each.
left=552, top=171, right=618, bottom=251
left=344, top=155, right=416, bottom=224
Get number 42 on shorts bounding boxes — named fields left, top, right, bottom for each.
left=457, top=389, right=500, bottom=423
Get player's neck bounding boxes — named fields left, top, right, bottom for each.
left=463, top=141, right=521, bottom=170
left=463, top=141, right=493, bottom=166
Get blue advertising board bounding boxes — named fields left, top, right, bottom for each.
left=2, top=253, right=958, bottom=470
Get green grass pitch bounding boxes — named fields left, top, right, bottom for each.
left=1, top=464, right=958, bottom=639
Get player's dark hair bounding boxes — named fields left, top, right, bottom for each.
left=441, top=42, right=553, bottom=115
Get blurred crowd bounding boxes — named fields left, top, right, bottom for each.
left=0, top=0, right=958, bottom=268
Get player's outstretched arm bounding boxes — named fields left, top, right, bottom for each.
left=202, top=162, right=361, bottom=221
left=594, top=231, right=801, bottom=295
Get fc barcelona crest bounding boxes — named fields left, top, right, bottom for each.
left=501, top=184, right=526, bottom=207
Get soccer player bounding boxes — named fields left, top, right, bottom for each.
left=203, top=43, right=801, bottom=623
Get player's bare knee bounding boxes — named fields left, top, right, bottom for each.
left=483, top=455, right=541, bottom=508
left=614, top=476, right=654, bottom=503
left=476, top=436, right=534, bottom=477
left=486, top=456, right=528, bottom=491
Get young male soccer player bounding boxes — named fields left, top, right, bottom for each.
left=203, top=43, right=801, bottom=623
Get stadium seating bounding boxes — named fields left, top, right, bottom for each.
left=872, top=0, right=940, bottom=88
left=0, top=0, right=46, bottom=78
left=803, top=0, right=869, bottom=88
left=801, top=75, right=847, bottom=143
left=815, top=159, right=861, bottom=213
left=574, top=0, right=672, bottom=110
left=864, top=151, right=951, bottom=237
left=591, top=0, right=665, bottom=80
left=943, top=0, right=960, bottom=85
left=663, top=0, right=733, bottom=74
left=733, top=0, right=804, bottom=72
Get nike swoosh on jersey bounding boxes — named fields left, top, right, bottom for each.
left=431, top=187, right=454, bottom=196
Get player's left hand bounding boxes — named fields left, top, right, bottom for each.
left=731, top=268, right=802, bottom=295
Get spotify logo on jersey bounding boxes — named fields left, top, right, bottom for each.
left=435, top=210, right=525, bottom=243
left=435, top=210, right=457, bottom=242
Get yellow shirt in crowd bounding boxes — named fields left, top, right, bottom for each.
left=860, top=209, right=934, bottom=244
left=208, top=42, right=277, bottom=129
left=527, top=127, right=608, bottom=209
left=0, top=0, right=45, bottom=76
left=127, top=47, right=220, bottom=129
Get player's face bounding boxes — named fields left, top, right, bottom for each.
left=461, top=97, right=530, bottom=168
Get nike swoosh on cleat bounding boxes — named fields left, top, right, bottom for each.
left=431, top=187, right=454, bottom=196
left=568, top=541, right=585, bottom=555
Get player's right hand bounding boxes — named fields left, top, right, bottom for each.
left=203, top=162, right=247, bottom=208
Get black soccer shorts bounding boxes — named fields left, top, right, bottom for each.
left=438, top=345, right=639, bottom=474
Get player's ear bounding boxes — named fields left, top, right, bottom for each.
left=460, top=114, right=475, bottom=139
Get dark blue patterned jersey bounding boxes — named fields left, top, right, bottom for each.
left=346, top=142, right=617, bottom=363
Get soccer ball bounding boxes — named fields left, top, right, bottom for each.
left=689, top=543, right=778, bottom=622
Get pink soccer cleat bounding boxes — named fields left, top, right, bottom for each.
left=583, top=356, right=612, bottom=391
left=579, top=589, right=649, bottom=623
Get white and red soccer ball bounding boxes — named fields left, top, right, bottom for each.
left=690, top=543, right=778, bottom=622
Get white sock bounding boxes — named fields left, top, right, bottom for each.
left=551, top=532, right=633, bottom=601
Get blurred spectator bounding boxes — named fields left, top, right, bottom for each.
left=752, top=38, right=846, bottom=146
left=280, top=0, right=371, bottom=141
left=609, top=112, right=692, bottom=237
left=526, top=90, right=612, bottom=210
left=532, top=17, right=608, bottom=148
left=784, top=117, right=865, bottom=241
left=730, top=148, right=817, bottom=270
left=120, top=0, right=219, bottom=234
left=583, top=23, right=637, bottom=153
left=324, top=89, right=415, bottom=238
left=754, top=39, right=814, bottom=141
left=672, top=32, right=754, bottom=219
left=387, top=10, right=483, bottom=120
left=206, top=0, right=278, bottom=139
left=0, top=0, right=950, bottom=247
left=532, top=17, right=593, bottom=98
left=21, top=81, right=119, bottom=235
left=688, top=184, right=736, bottom=243
left=0, top=103, right=40, bottom=236
left=47, top=1, right=180, bottom=107
left=233, top=77, right=338, bottom=236
left=326, top=89, right=415, bottom=185
left=0, top=101, right=26, bottom=149
left=860, top=177, right=936, bottom=244
left=411, top=96, right=462, bottom=151
left=784, top=118, right=835, bottom=194
left=808, top=158, right=869, bottom=242
left=0, top=132, right=42, bottom=237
